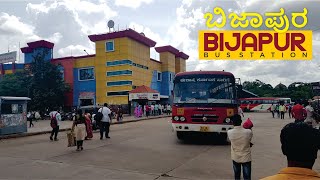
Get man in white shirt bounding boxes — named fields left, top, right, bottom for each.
left=238, top=106, right=244, bottom=117
left=227, top=114, right=253, bottom=180
left=98, top=103, right=112, bottom=140
left=49, top=109, right=62, bottom=141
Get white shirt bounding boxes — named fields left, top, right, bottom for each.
left=167, top=105, right=171, bottom=111
left=49, top=111, right=61, bottom=126
left=227, top=126, right=253, bottom=163
left=98, top=107, right=111, bottom=122
left=238, top=107, right=243, bottom=115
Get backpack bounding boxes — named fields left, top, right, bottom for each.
left=50, top=113, right=58, bottom=128
left=95, top=108, right=104, bottom=122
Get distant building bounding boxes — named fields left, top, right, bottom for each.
left=0, top=29, right=189, bottom=109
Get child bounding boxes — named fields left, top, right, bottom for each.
left=243, top=118, right=254, bottom=147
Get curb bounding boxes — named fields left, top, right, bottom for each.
left=0, top=115, right=171, bottom=140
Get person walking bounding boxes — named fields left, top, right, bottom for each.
left=27, top=111, right=34, bottom=128
left=151, top=104, right=155, bottom=116
left=84, top=110, right=93, bottom=140
left=276, top=103, right=280, bottom=118
left=145, top=103, right=150, bottom=118
left=304, top=100, right=318, bottom=128
left=35, top=111, right=41, bottom=122
left=167, top=104, right=172, bottom=115
left=72, top=109, right=86, bottom=151
left=117, top=105, right=123, bottom=122
left=261, top=122, right=320, bottom=179
left=154, top=104, right=159, bottom=116
left=227, top=114, right=253, bottom=180
left=49, top=109, right=61, bottom=141
left=98, top=103, right=112, bottom=140
left=270, top=103, right=276, bottom=118
left=288, top=104, right=292, bottom=118
left=238, top=106, right=244, bottom=117
left=279, top=103, right=286, bottom=120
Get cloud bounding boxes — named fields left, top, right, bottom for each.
left=114, top=0, right=153, bottom=9
left=174, top=0, right=320, bottom=86
left=58, top=44, right=94, bottom=57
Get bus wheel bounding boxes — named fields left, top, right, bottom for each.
left=177, top=131, right=186, bottom=140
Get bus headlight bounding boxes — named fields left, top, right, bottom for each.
left=180, top=117, right=186, bottom=121
left=225, top=118, right=231, bottom=123
left=174, top=116, right=179, bottom=121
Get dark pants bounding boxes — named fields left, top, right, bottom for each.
left=271, top=111, right=275, bottom=118
left=280, top=112, right=285, bottom=119
left=100, top=122, right=110, bottom=139
left=277, top=111, right=280, bottom=118
left=50, top=126, right=59, bottom=140
left=233, top=161, right=251, bottom=180
left=29, top=118, right=34, bottom=127
left=146, top=111, right=149, bottom=117
left=77, top=140, right=83, bottom=149
left=288, top=111, right=291, bottom=118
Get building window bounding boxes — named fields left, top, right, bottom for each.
left=106, top=60, right=132, bottom=66
left=106, top=70, right=132, bottom=76
left=157, top=71, right=162, bottom=81
left=106, top=40, right=114, bottom=52
left=107, top=91, right=129, bottom=96
left=79, top=67, right=94, bottom=81
left=79, top=99, right=94, bottom=106
left=107, top=81, right=132, bottom=87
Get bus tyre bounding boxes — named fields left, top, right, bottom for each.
left=177, top=131, right=185, bottom=140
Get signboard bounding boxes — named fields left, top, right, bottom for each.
left=129, top=93, right=160, bottom=101
left=0, top=51, right=17, bottom=64
left=79, top=92, right=95, bottom=99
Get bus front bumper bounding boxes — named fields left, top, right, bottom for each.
left=172, top=123, right=233, bottom=133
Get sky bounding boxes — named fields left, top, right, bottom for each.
left=0, top=0, right=319, bottom=87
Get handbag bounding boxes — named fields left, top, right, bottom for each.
left=67, top=131, right=76, bottom=147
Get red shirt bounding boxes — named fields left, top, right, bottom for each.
left=292, top=104, right=306, bottom=121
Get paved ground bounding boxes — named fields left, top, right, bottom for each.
left=0, top=113, right=319, bottom=180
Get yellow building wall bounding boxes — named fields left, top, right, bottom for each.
left=160, top=52, right=175, bottom=72
left=74, top=57, right=95, bottom=68
left=95, top=37, right=133, bottom=105
left=4, top=70, right=13, bottom=74
left=175, top=57, right=187, bottom=73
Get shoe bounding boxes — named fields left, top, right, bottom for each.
left=106, top=136, right=110, bottom=138
left=50, top=137, right=53, bottom=141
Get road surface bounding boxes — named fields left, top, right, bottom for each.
left=0, top=113, right=319, bottom=179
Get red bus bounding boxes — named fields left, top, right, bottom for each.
left=239, top=97, right=292, bottom=112
left=171, top=71, right=239, bottom=141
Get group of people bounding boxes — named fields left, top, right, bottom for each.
left=270, top=100, right=320, bottom=129
left=49, top=103, right=113, bottom=151
left=134, top=103, right=172, bottom=118
left=270, top=102, right=289, bottom=119
left=227, top=114, right=320, bottom=180
left=27, top=111, right=41, bottom=127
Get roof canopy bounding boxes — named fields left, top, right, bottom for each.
left=129, top=85, right=158, bottom=94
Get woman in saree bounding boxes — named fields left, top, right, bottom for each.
left=84, top=110, right=93, bottom=140
left=138, top=105, right=143, bottom=117
left=134, top=105, right=139, bottom=118
left=72, top=109, right=86, bottom=151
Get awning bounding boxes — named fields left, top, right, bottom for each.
left=129, top=85, right=160, bottom=101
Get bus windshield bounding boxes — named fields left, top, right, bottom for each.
left=173, top=75, right=236, bottom=104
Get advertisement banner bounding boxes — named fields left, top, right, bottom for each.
left=0, top=51, right=17, bottom=64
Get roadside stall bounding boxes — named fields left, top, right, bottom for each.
left=128, top=85, right=160, bottom=115
left=0, top=96, right=30, bottom=136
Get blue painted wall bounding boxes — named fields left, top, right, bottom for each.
left=161, top=71, right=174, bottom=96
left=151, top=70, right=161, bottom=93
left=24, top=47, right=53, bottom=64
left=73, top=68, right=96, bottom=106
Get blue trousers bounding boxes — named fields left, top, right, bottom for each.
left=232, top=161, right=251, bottom=180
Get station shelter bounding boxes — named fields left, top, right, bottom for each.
left=0, top=96, right=30, bottom=136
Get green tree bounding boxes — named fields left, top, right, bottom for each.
left=28, top=51, right=69, bottom=111
left=0, top=71, right=31, bottom=97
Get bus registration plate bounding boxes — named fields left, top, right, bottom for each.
left=200, top=126, right=209, bottom=132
